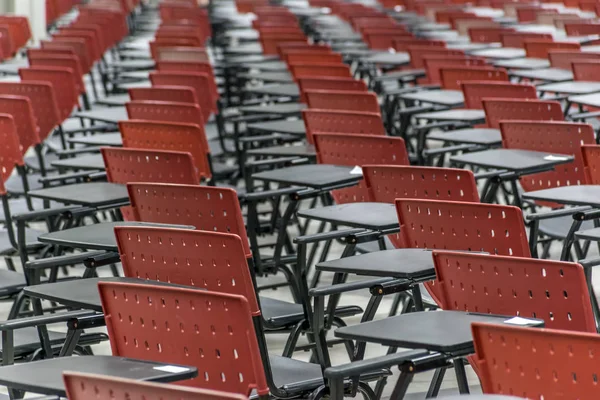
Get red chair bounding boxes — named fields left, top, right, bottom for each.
left=548, top=50, right=600, bottom=70
left=462, top=82, right=537, bottom=109
left=407, top=46, right=465, bottom=69
left=0, top=96, right=40, bottom=157
left=524, top=39, right=580, bottom=59
left=483, top=99, right=563, bottom=129
left=118, top=120, right=212, bottom=181
left=314, top=133, right=409, bottom=204
left=302, top=110, right=385, bottom=144
left=439, top=66, right=508, bottom=90
left=364, top=32, right=414, bottom=50
left=469, top=26, right=514, bottom=43
left=154, top=46, right=210, bottom=63
left=572, top=60, right=600, bottom=82
left=126, top=100, right=205, bottom=129
left=289, top=63, right=352, bottom=80
left=422, top=56, right=487, bottom=84
left=565, top=22, right=600, bottom=36
left=149, top=71, right=215, bottom=120
left=472, top=323, right=600, bottom=398
left=393, top=38, right=445, bottom=52
left=581, top=145, right=600, bottom=184
left=284, top=52, right=343, bottom=65
left=128, top=87, right=198, bottom=104
left=297, top=77, right=367, bottom=103
left=154, top=62, right=218, bottom=107
left=26, top=53, right=85, bottom=99
left=19, top=67, right=79, bottom=122
left=500, top=32, right=553, bottom=48
left=260, top=32, right=307, bottom=54
left=63, top=372, right=248, bottom=400
left=101, top=147, right=199, bottom=185
left=304, top=90, right=380, bottom=114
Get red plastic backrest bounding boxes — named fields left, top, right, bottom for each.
left=297, top=77, right=367, bottom=103
left=468, top=27, right=514, bottom=43
left=500, top=32, right=553, bottom=48
left=126, top=100, right=204, bottom=129
left=524, top=40, right=580, bottom=58
left=440, top=66, right=508, bottom=90
left=49, top=37, right=93, bottom=73
left=365, top=32, right=413, bottom=50
left=260, top=33, right=307, bottom=54
left=53, top=31, right=99, bottom=64
left=393, top=38, right=445, bottom=52
left=126, top=183, right=250, bottom=257
left=500, top=121, right=592, bottom=195
left=564, top=22, right=600, bottom=35
left=395, top=199, right=531, bottom=257
left=305, top=90, right=380, bottom=114
left=483, top=99, right=563, bottom=129
left=101, top=147, right=199, bottom=185
left=63, top=372, right=249, bottom=400
left=472, top=323, right=600, bottom=398
left=118, top=120, right=210, bottom=180
left=28, top=55, right=85, bottom=95
left=581, top=145, right=600, bottom=184
left=129, top=87, right=198, bottom=104
left=314, top=133, right=409, bottom=203
left=19, top=67, right=78, bottom=122
left=289, top=63, right=352, bottom=80
left=302, top=109, right=385, bottom=144
left=150, top=72, right=214, bottom=120
left=461, top=82, right=537, bottom=109
left=434, top=251, right=596, bottom=331
left=40, top=40, right=90, bottom=74
left=407, top=46, right=465, bottom=69
left=155, top=46, right=210, bottom=63
left=0, top=114, right=24, bottom=195
left=572, top=60, right=600, bottom=81
left=115, top=227, right=258, bottom=313
left=285, top=52, right=343, bottom=65
left=155, top=62, right=218, bottom=104
left=423, top=57, right=487, bottom=85
left=0, top=95, right=40, bottom=154
left=0, top=82, right=60, bottom=142
left=98, top=282, right=269, bottom=395
left=548, top=50, right=600, bottom=70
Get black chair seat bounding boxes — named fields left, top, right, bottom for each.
left=0, top=227, right=45, bottom=255
left=0, top=269, right=28, bottom=298
left=298, top=203, right=398, bottom=231
left=260, top=296, right=362, bottom=329
left=538, top=215, right=594, bottom=240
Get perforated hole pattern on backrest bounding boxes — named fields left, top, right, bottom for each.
left=126, top=101, right=205, bottom=130
left=150, top=72, right=214, bottom=120
left=501, top=121, right=593, bottom=195
left=472, top=323, right=600, bottom=398
left=500, top=32, right=552, bottom=48
left=301, top=109, right=385, bottom=144
left=129, top=87, right=198, bottom=105
left=289, top=64, right=352, bottom=80
left=548, top=51, right=600, bottom=70
left=407, top=47, right=465, bottom=69
left=0, top=95, right=40, bottom=155
left=297, top=77, right=367, bottom=103
left=119, top=120, right=211, bottom=180
left=424, top=58, right=487, bottom=85
left=0, top=82, right=59, bottom=141
left=395, top=199, right=531, bottom=257
left=155, top=62, right=219, bottom=105
left=305, top=90, right=380, bottom=114
left=98, top=282, right=269, bottom=396
left=28, top=55, right=85, bottom=93
left=0, top=114, right=24, bottom=194
left=126, top=183, right=251, bottom=257
left=461, top=82, right=537, bottom=110
left=115, top=227, right=258, bottom=313
left=524, top=40, right=580, bottom=59
left=19, top=67, right=78, bottom=122
left=156, top=47, right=210, bottom=63
left=63, top=372, right=249, bottom=400
left=439, top=67, right=508, bottom=90
left=572, top=61, right=600, bottom=82
left=581, top=144, right=600, bottom=184
left=101, top=147, right=199, bottom=185
left=483, top=99, right=563, bottom=129
left=314, top=133, right=409, bottom=204
left=433, top=251, right=596, bottom=332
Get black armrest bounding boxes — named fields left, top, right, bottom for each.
left=574, top=208, right=600, bottom=221
left=309, top=277, right=396, bottom=297
left=526, top=206, right=592, bottom=221
left=87, top=171, right=108, bottom=181
left=25, top=251, right=108, bottom=270
left=67, top=313, right=106, bottom=330
left=294, top=228, right=367, bottom=245
left=324, top=349, right=432, bottom=379
left=422, top=143, right=480, bottom=158
left=0, top=310, right=98, bottom=331
left=57, top=146, right=103, bottom=158
left=39, top=171, right=94, bottom=185
left=12, top=206, right=80, bottom=222
left=84, top=252, right=121, bottom=268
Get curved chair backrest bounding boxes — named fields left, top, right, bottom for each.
left=500, top=121, right=593, bottom=200
left=548, top=50, right=600, bottom=70
left=500, top=31, right=552, bottom=48
left=101, top=147, right=199, bottom=185
left=0, top=114, right=24, bottom=194
left=128, top=87, right=198, bottom=104
left=289, top=63, right=352, bottom=80
left=0, top=82, right=60, bottom=141
left=434, top=251, right=596, bottom=332
left=302, top=109, right=385, bottom=144
left=0, top=95, right=40, bottom=154
left=572, top=60, right=600, bottom=82
left=19, top=66, right=78, bottom=122
left=581, top=144, right=600, bottom=184
left=472, top=323, right=600, bottom=398
left=118, top=120, right=211, bottom=181
left=407, top=46, right=465, bottom=69
left=126, top=183, right=251, bottom=257
left=64, top=372, right=249, bottom=400
left=468, top=26, right=514, bottom=43
left=297, top=77, right=367, bottom=103
left=126, top=100, right=204, bottom=128
left=155, top=46, right=210, bottom=63
left=394, top=38, right=445, bottom=52
left=155, top=61, right=218, bottom=104
left=305, top=90, right=380, bottom=114
left=461, top=82, right=537, bottom=110
left=423, top=56, right=487, bottom=85
left=439, top=66, right=508, bottom=90
left=314, top=133, right=409, bottom=204
left=365, top=32, right=413, bottom=50
left=524, top=39, right=580, bottom=58
left=27, top=54, right=85, bottom=94
left=285, top=52, right=343, bottom=65
left=98, top=281, right=269, bottom=395
left=149, top=71, right=215, bottom=120
left=482, top=99, right=563, bottom=129
left=564, top=22, right=600, bottom=35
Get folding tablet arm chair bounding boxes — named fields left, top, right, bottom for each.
left=64, top=372, right=249, bottom=400
left=472, top=323, right=600, bottom=398
left=500, top=121, right=596, bottom=260
left=129, top=86, right=198, bottom=104
left=304, top=90, right=380, bottom=114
